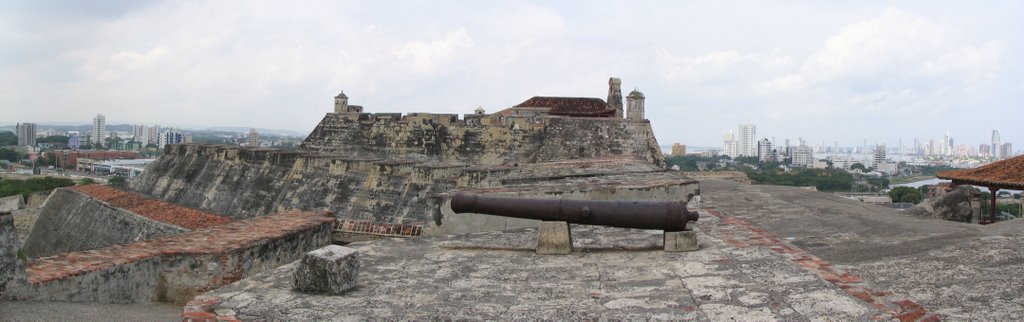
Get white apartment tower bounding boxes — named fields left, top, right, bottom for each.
left=92, top=114, right=106, bottom=146
left=722, top=130, right=737, bottom=158
left=737, top=124, right=756, bottom=157
left=992, top=130, right=1001, bottom=159
left=792, top=145, right=814, bottom=167
left=873, top=145, right=886, bottom=167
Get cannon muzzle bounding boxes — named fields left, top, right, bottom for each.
left=450, top=192, right=699, bottom=231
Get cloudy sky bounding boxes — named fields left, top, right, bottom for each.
left=3, top=1, right=1022, bottom=149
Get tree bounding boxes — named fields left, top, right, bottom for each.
left=37, top=135, right=69, bottom=144
left=78, top=178, right=95, bottom=185
left=866, top=177, right=890, bottom=190
left=108, top=176, right=126, bottom=188
left=0, top=148, right=17, bottom=162
left=734, top=156, right=760, bottom=166
left=850, top=163, right=867, bottom=172
left=889, top=186, right=923, bottom=204
left=0, top=131, right=16, bottom=146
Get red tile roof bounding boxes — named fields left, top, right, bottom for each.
left=936, top=155, right=1024, bottom=189
left=514, top=96, right=615, bottom=117
left=70, top=185, right=232, bottom=229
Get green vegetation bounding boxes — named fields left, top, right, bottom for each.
left=915, top=165, right=957, bottom=176
left=889, top=186, right=924, bottom=204
left=980, top=202, right=1021, bottom=217
left=890, top=175, right=934, bottom=185
left=37, top=135, right=69, bottom=144
left=78, top=178, right=96, bottom=185
left=0, top=131, right=16, bottom=146
left=108, top=176, right=126, bottom=188
left=17, top=248, right=27, bottom=261
left=0, top=148, right=20, bottom=162
left=665, top=155, right=729, bottom=171
left=0, top=176, right=75, bottom=198
left=744, top=167, right=854, bottom=191
left=850, top=163, right=867, bottom=172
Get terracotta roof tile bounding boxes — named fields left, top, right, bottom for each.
left=936, top=155, right=1024, bottom=189
left=514, top=96, right=615, bottom=117
left=69, top=185, right=232, bottom=229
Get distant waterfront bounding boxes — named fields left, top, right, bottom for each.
left=893, top=177, right=1022, bottom=194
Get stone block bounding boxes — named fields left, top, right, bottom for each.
left=293, top=245, right=360, bottom=294
left=664, top=230, right=698, bottom=252
left=536, top=221, right=572, bottom=255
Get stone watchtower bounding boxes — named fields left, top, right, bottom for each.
left=334, top=91, right=349, bottom=114
left=334, top=91, right=363, bottom=113
left=626, top=89, right=645, bottom=120
left=608, top=78, right=624, bottom=118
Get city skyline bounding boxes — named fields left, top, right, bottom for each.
left=3, top=1, right=1023, bottom=148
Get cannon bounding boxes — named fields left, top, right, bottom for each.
left=450, top=192, right=699, bottom=232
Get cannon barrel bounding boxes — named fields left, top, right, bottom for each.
left=450, top=192, right=699, bottom=231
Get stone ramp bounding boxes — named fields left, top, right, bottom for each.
left=23, top=185, right=233, bottom=258
left=700, top=178, right=1024, bottom=320
left=11, top=211, right=333, bottom=304
left=183, top=210, right=886, bottom=321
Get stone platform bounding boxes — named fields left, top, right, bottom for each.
left=184, top=210, right=886, bottom=321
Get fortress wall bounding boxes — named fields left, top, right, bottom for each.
left=17, top=211, right=333, bottom=304
left=0, top=212, right=27, bottom=299
left=23, top=189, right=189, bottom=259
left=299, top=113, right=659, bottom=166
left=130, top=145, right=453, bottom=226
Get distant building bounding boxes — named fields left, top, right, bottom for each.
left=722, top=130, right=736, bottom=158
left=68, top=134, right=81, bottom=150
left=992, top=130, right=1001, bottom=159
left=333, top=91, right=363, bottom=114
left=147, top=126, right=161, bottom=145
left=670, top=143, right=686, bottom=156
left=159, top=130, right=184, bottom=149
left=738, top=124, right=756, bottom=157
left=757, top=138, right=773, bottom=162
left=873, top=145, right=886, bottom=167
left=16, top=122, right=36, bottom=148
left=1002, top=143, right=1013, bottom=159
left=92, top=114, right=106, bottom=146
left=980, top=144, right=991, bottom=157
left=791, top=145, right=814, bottom=167
left=248, top=129, right=260, bottom=147
left=134, top=125, right=149, bottom=144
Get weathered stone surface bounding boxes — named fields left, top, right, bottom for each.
left=128, top=144, right=698, bottom=240
left=0, top=212, right=27, bottom=298
left=904, top=185, right=975, bottom=223
left=17, top=211, right=333, bottom=304
left=664, top=230, right=698, bottom=252
left=187, top=215, right=880, bottom=321
left=293, top=245, right=360, bottom=294
left=23, top=188, right=189, bottom=258
left=536, top=221, right=572, bottom=255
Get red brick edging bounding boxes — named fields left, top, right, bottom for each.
left=702, top=208, right=939, bottom=322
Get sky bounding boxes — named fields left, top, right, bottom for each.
left=2, top=0, right=1022, bottom=149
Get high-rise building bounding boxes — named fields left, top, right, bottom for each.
left=159, top=130, right=184, bottom=149
left=792, top=145, right=814, bottom=167
left=92, top=114, right=106, bottom=146
left=722, top=130, right=736, bottom=158
left=16, top=122, right=36, bottom=148
left=980, top=144, right=991, bottom=157
left=992, top=130, right=1002, bottom=159
left=757, top=138, right=773, bottom=162
left=873, top=145, right=886, bottom=166
left=737, top=124, right=756, bottom=157
left=1001, top=143, right=1013, bottom=159
left=670, top=143, right=686, bottom=156
left=133, top=125, right=148, bottom=144
left=147, top=125, right=161, bottom=145
left=248, top=129, right=260, bottom=147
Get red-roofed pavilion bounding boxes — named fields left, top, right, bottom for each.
left=937, top=155, right=1024, bottom=224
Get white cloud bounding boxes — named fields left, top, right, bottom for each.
left=656, top=49, right=793, bottom=82
left=395, top=29, right=474, bottom=73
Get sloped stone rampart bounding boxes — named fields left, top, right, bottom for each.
left=16, top=211, right=333, bottom=304
left=23, top=188, right=192, bottom=258
left=0, top=212, right=27, bottom=299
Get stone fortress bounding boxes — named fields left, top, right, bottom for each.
left=1, top=77, right=699, bottom=306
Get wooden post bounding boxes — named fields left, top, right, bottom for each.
left=989, top=187, right=999, bottom=224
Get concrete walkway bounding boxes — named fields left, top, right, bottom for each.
left=0, top=300, right=181, bottom=321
